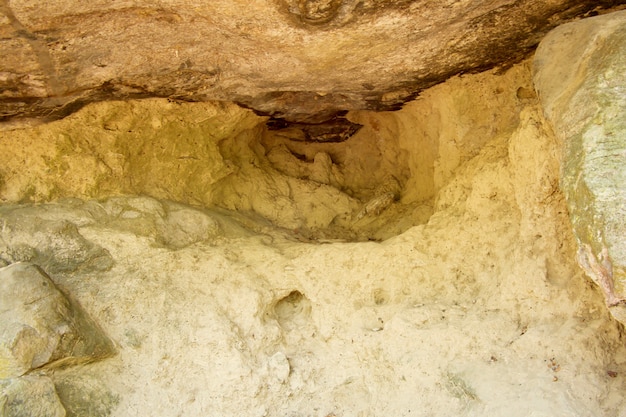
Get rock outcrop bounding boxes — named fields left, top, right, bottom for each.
left=0, top=262, right=114, bottom=378
left=0, top=262, right=115, bottom=416
left=533, top=10, right=626, bottom=318
left=1, top=57, right=625, bottom=415
left=0, top=61, right=540, bottom=240
left=1, top=376, right=66, bottom=417
left=1, top=4, right=626, bottom=415
left=0, top=210, right=113, bottom=273
left=1, top=0, right=623, bottom=128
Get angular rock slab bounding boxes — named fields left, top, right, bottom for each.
left=533, top=10, right=626, bottom=316
left=0, top=262, right=115, bottom=379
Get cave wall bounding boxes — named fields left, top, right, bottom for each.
left=2, top=56, right=626, bottom=415
left=0, top=59, right=536, bottom=242
left=0, top=100, right=262, bottom=204
left=2, top=9, right=626, bottom=415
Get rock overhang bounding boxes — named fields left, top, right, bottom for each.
left=1, top=0, right=626, bottom=136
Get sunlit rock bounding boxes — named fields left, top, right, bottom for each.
left=0, top=262, right=114, bottom=378
left=534, top=10, right=626, bottom=317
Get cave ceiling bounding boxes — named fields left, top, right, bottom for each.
left=1, top=0, right=625, bottom=131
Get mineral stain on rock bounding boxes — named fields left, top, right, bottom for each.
left=1, top=0, right=621, bottom=125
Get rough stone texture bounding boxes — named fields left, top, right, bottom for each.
left=0, top=60, right=541, bottom=241
left=0, top=262, right=114, bottom=379
left=52, top=371, right=119, bottom=417
left=533, top=10, right=626, bottom=316
left=0, top=0, right=624, bottom=127
left=0, top=100, right=362, bottom=236
left=0, top=62, right=625, bottom=416
left=0, top=100, right=263, bottom=206
left=0, top=209, right=113, bottom=273
left=0, top=376, right=66, bottom=417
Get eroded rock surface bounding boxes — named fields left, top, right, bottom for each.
left=1, top=0, right=624, bottom=126
left=0, top=376, right=65, bottom=417
left=0, top=208, right=113, bottom=273
left=0, top=262, right=115, bottom=415
left=0, top=262, right=114, bottom=378
left=0, top=60, right=542, bottom=242
left=1, top=14, right=626, bottom=411
left=533, top=10, right=626, bottom=317
left=1, top=59, right=625, bottom=416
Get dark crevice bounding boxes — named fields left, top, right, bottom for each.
left=266, top=117, right=362, bottom=143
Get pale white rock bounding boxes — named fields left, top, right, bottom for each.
left=0, top=55, right=624, bottom=416
left=0, top=263, right=76, bottom=378
left=0, top=212, right=113, bottom=273
left=268, top=352, right=291, bottom=384
left=156, top=205, right=221, bottom=249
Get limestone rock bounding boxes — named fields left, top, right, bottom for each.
left=91, top=196, right=223, bottom=249
left=0, top=59, right=624, bottom=415
left=0, top=376, right=66, bottom=417
left=0, top=60, right=542, bottom=239
left=268, top=352, right=291, bottom=384
left=95, top=196, right=168, bottom=239
left=0, top=208, right=113, bottom=273
left=0, top=0, right=621, bottom=126
left=52, top=372, right=119, bottom=417
left=156, top=205, right=221, bottom=249
left=533, top=10, right=626, bottom=311
left=0, top=99, right=262, bottom=204
left=0, top=263, right=114, bottom=379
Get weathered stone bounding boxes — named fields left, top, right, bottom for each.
left=94, top=196, right=223, bottom=249
left=0, top=210, right=113, bottom=274
left=0, top=196, right=223, bottom=251
left=52, top=372, right=119, bottom=417
left=0, top=263, right=114, bottom=379
left=156, top=204, right=221, bottom=249
left=0, top=0, right=623, bottom=126
left=267, top=352, right=291, bottom=384
left=0, top=376, right=66, bottom=417
left=533, top=10, right=626, bottom=312
left=0, top=100, right=263, bottom=206
left=0, top=59, right=624, bottom=415
left=0, top=61, right=540, bottom=238
left=88, top=196, right=223, bottom=249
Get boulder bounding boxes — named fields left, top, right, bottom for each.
left=533, top=10, right=626, bottom=316
left=0, top=263, right=114, bottom=379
